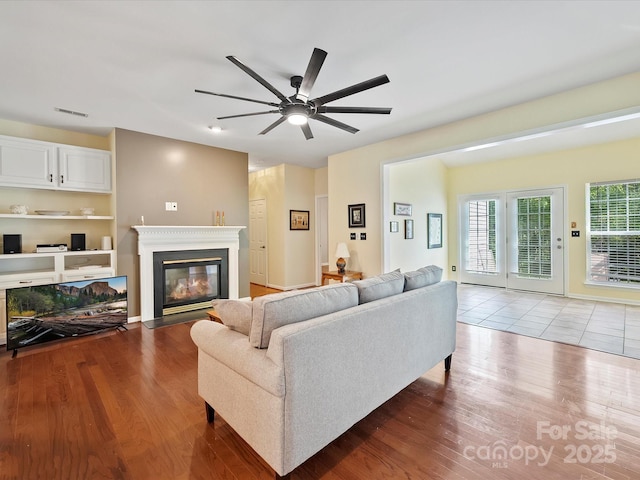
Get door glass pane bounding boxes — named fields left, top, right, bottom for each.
left=466, top=200, right=497, bottom=274
left=516, top=196, right=552, bottom=279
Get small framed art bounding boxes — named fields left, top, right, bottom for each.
left=390, top=221, right=399, bottom=233
left=405, top=219, right=414, bottom=239
left=290, top=210, right=310, bottom=230
left=428, top=213, right=442, bottom=248
left=348, top=203, right=366, bottom=228
left=394, top=202, right=412, bottom=216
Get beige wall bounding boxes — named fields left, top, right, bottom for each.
left=115, top=128, right=250, bottom=316
left=328, top=71, right=640, bottom=302
left=0, top=119, right=112, bottom=252
left=249, top=163, right=319, bottom=289
left=0, top=118, right=110, bottom=150
left=447, top=136, right=640, bottom=303
left=388, top=157, right=449, bottom=274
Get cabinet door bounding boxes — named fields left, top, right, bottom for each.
left=0, top=135, right=56, bottom=188
left=58, top=146, right=111, bottom=193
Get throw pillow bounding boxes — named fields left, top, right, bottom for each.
left=418, top=265, right=443, bottom=284
left=212, top=299, right=252, bottom=336
left=353, top=270, right=405, bottom=304
left=249, top=283, right=359, bottom=349
left=404, top=265, right=442, bottom=291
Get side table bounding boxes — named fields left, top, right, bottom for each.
left=321, top=270, right=363, bottom=285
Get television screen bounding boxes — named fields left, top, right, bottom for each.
left=6, top=275, right=127, bottom=352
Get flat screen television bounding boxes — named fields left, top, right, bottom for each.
left=6, top=275, right=127, bottom=353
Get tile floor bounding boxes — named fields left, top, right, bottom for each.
left=457, top=284, right=640, bottom=360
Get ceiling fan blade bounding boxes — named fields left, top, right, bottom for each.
left=296, top=48, right=327, bottom=103
left=301, top=123, right=314, bottom=140
left=217, top=110, right=279, bottom=120
left=312, top=114, right=359, bottom=134
left=318, top=106, right=392, bottom=115
left=226, top=55, right=289, bottom=103
left=259, top=116, right=287, bottom=135
left=312, top=74, right=390, bottom=107
left=195, top=89, right=279, bottom=107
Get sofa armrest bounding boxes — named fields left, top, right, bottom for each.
left=190, top=320, right=285, bottom=397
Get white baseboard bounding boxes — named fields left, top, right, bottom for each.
left=567, top=293, right=640, bottom=307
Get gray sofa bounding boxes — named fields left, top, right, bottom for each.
left=190, top=267, right=457, bottom=478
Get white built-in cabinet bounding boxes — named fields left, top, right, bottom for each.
left=0, top=135, right=111, bottom=193
left=0, top=134, right=115, bottom=345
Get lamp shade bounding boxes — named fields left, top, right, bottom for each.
left=335, top=243, right=350, bottom=258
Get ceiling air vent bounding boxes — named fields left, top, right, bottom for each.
left=54, top=107, right=88, bottom=118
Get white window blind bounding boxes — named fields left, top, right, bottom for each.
left=466, top=200, right=497, bottom=274
left=516, top=196, right=552, bottom=279
left=588, top=180, right=640, bottom=285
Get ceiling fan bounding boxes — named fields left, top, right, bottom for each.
left=195, top=48, right=392, bottom=140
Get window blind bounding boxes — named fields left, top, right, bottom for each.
left=466, top=200, right=497, bottom=274
left=588, top=180, right=640, bottom=285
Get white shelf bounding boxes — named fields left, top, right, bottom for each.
left=0, top=214, right=114, bottom=220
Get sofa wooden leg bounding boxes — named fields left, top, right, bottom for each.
left=205, top=402, right=215, bottom=423
left=444, top=354, right=452, bottom=371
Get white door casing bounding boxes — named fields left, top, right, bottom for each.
left=249, top=199, right=267, bottom=286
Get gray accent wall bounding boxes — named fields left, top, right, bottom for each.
left=114, top=128, right=249, bottom=318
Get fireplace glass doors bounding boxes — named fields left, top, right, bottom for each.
left=153, top=249, right=229, bottom=317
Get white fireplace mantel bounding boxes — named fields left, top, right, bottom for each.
left=132, top=225, right=246, bottom=321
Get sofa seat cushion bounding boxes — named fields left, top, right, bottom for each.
left=212, top=299, right=252, bottom=336
left=353, top=270, right=404, bottom=304
left=404, top=265, right=443, bottom=291
left=250, top=283, right=359, bottom=348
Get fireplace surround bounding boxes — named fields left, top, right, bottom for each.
left=132, top=225, right=245, bottom=321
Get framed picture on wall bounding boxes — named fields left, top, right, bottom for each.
left=348, top=203, right=366, bottom=228
left=405, top=219, right=414, bottom=239
left=290, top=210, right=310, bottom=230
left=394, top=202, right=412, bottom=216
left=390, top=221, right=399, bottom=233
left=428, top=213, right=442, bottom=248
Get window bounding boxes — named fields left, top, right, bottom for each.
left=466, top=199, right=497, bottom=274
left=588, top=180, right=640, bottom=285
left=516, top=196, right=552, bottom=279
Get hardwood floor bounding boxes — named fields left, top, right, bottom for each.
left=2, top=315, right=639, bottom=479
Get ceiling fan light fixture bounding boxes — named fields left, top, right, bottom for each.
left=287, top=113, right=308, bottom=125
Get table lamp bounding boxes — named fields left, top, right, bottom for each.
left=335, top=243, right=350, bottom=274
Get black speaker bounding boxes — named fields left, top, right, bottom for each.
left=71, top=233, right=86, bottom=251
left=3, top=234, right=22, bottom=254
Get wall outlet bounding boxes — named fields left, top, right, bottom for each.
left=452, top=266, right=457, bottom=272
left=165, top=201, right=178, bottom=211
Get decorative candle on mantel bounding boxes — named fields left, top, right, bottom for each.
left=222, top=211, right=225, bottom=226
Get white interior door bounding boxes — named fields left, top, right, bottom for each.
left=460, top=187, right=565, bottom=295
left=249, top=199, right=267, bottom=286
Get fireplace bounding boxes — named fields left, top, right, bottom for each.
left=132, top=225, right=245, bottom=322
left=153, top=249, right=229, bottom=317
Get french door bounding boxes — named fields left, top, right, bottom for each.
left=460, top=188, right=565, bottom=295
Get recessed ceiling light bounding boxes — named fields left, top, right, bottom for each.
left=208, top=125, right=222, bottom=133
left=54, top=107, right=88, bottom=118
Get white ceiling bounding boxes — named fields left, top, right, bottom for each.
left=2, top=1, right=640, bottom=171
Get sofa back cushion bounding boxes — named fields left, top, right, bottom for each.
left=353, top=270, right=404, bottom=304
left=404, top=265, right=443, bottom=291
left=250, top=283, right=359, bottom=348
left=212, top=299, right=253, bottom=336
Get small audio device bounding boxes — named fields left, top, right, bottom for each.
left=3, top=234, right=22, bottom=254
left=71, top=233, right=86, bottom=251
left=36, top=244, right=68, bottom=253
